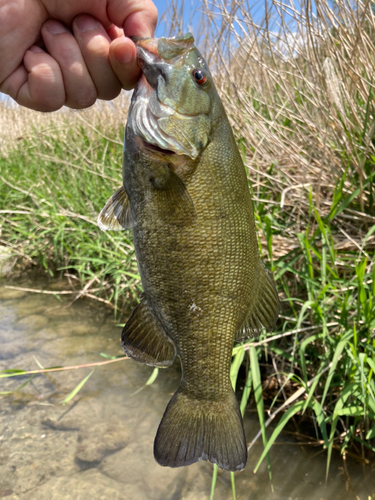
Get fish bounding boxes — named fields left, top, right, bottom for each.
left=98, top=33, right=280, bottom=472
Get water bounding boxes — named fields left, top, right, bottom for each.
left=0, top=276, right=374, bottom=500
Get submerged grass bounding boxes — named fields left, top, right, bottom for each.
left=1, top=0, right=375, bottom=495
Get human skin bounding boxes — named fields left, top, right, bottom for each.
left=0, top=0, right=158, bottom=111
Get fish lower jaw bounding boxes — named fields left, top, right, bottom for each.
left=142, top=140, right=177, bottom=156
left=140, top=137, right=195, bottom=160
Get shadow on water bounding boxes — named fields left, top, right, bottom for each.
left=0, top=274, right=374, bottom=500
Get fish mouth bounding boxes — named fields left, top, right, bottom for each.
left=136, top=42, right=165, bottom=90
left=142, top=140, right=176, bottom=156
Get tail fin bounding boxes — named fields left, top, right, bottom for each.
left=154, top=389, right=247, bottom=472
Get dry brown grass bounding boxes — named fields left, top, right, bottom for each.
left=189, top=0, right=375, bottom=221
left=0, top=92, right=129, bottom=157
left=183, top=0, right=375, bottom=260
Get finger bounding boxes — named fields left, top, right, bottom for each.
left=41, top=20, right=97, bottom=109
left=107, top=0, right=158, bottom=91
left=73, top=15, right=122, bottom=101
left=107, top=25, right=124, bottom=41
left=109, top=36, right=140, bottom=91
left=0, top=46, right=66, bottom=112
left=107, top=0, right=158, bottom=38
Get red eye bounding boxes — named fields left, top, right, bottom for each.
left=192, top=69, right=207, bottom=85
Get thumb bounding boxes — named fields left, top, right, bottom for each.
left=107, top=0, right=158, bottom=90
left=109, top=36, right=140, bottom=91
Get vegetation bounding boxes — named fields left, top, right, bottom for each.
left=1, top=0, right=375, bottom=496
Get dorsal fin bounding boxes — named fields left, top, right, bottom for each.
left=235, top=262, right=280, bottom=341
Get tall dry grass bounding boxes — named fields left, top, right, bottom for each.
left=0, top=92, right=129, bottom=157
left=195, top=0, right=375, bottom=243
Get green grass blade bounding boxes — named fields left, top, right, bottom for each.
left=312, top=400, right=328, bottom=447
left=254, top=401, right=305, bottom=473
left=61, top=368, right=96, bottom=405
left=230, top=347, right=245, bottom=391
left=230, top=472, right=237, bottom=500
left=326, top=383, right=357, bottom=479
left=250, top=346, right=273, bottom=489
left=132, top=367, right=159, bottom=396
left=240, top=364, right=252, bottom=416
left=0, top=374, right=38, bottom=395
left=210, top=464, right=218, bottom=500
left=321, top=330, right=352, bottom=408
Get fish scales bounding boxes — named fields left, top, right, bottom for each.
left=98, top=32, right=280, bottom=472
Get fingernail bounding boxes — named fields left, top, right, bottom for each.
left=114, top=38, right=133, bottom=64
left=46, top=20, right=68, bottom=35
left=76, top=16, right=100, bottom=32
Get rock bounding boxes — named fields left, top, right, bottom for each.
left=41, top=418, right=80, bottom=432
left=0, top=416, right=78, bottom=496
left=15, top=315, right=48, bottom=331
left=0, top=342, right=25, bottom=360
left=75, top=420, right=129, bottom=468
left=71, top=324, right=98, bottom=337
left=15, top=469, right=138, bottom=500
left=16, top=296, right=50, bottom=317
left=43, top=334, right=110, bottom=359
left=0, top=246, right=15, bottom=277
left=0, top=489, right=13, bottom=498
left=43, top=307, right=77, bottom=320
left=0, top=287, right=26, bottom=300
left=100, top=438, right=214, bottom=499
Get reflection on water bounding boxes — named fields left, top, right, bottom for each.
left=0, top=276, right=374, bottom=500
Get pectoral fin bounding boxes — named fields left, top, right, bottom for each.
left=122, top=295, right=176, bottom=368
left=235, top=262, right=280, bottom=341
left=151, top=168, right=196, bottom=224
left=97, top=186, right=132, bottom=231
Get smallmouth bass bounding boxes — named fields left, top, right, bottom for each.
left=98, top=33, right=279, bottom=472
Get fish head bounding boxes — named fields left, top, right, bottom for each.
left=128, top=33, right=221, bottom=160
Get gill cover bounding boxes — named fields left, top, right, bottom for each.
left=128, top=33, right=213, bottom=159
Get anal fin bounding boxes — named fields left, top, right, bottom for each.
left=122, top=296, right=176, bottom=368
left=235, top=261, right=280, bottom=341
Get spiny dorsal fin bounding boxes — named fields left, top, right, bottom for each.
left=97, top=186, right=132, bottom=231
left=235, top=261, right=280, bottom=341
left=122, top=295, right=176, bottom=368
left=152, top=168, right=196, bottom=224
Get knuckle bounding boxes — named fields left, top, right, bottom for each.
left=70, top=88, right=98, bottom=109
left=98, top=86, right=121, bottom=101
left=36, top=102, right=62, bottom=112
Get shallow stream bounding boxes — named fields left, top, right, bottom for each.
left=0, top=276, right=374, bottom=500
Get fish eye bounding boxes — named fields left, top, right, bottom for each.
left=192, top=68, right=208, bottom=85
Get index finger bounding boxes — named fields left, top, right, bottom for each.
left=107, top=0, right=158, bottom=38
left=107, top=0, right=158, bottom=90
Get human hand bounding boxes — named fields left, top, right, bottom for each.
left=0, top=0, right=158, bottom=111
